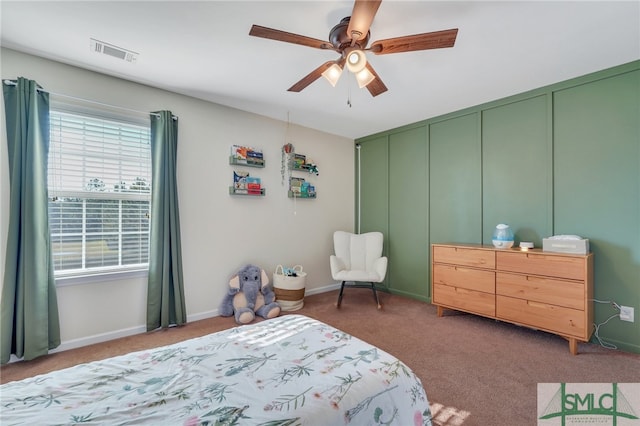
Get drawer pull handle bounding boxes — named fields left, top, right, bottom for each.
left=527, top=300, right=547, bottom=309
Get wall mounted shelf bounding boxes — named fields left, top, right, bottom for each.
left=229, top=156, right=264, bottom=168
left=229, top=187, right=265, bottom=196
left=286, top=152, right=317, bottom=199
left=288, top=191, right=316, bottom=199
left=229, top=145, right=265, bottom=196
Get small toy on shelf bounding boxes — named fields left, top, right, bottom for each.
left=306, top=163, right=319, bottom=176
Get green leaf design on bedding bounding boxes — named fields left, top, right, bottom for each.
left=219, top=352, right=277, bottom=376
left=120, top=373, right=179, bottom=397
left=373, top=406, right=399, bottom=425
left=322, top=372, right=363, bottom=408
left=88, top=368, right=139, bottom=389
left=344, top=385, right=399, bottom=422
left=410, top=383, right=427, bottom=405
left=69, top=413, right=96, bottom=423
left=299, top=344, right=346, bottom=361
left=343, top=348, right=379, bottom=365
left=3, top=393, right=63, bottom=409
left=181, top=382, right=236, bottom=418
left=182, top=353, right=216, bottom=365
left=256, top=418, right=302, bottom=426
left=268, top=363, right=314, bottom=386
left=265, top=387, right=312, bottom=412
left=204, top=382, right=236, bottom=403
left=199, top=404, right=250, bottom=425
left=151, top=347, right=185, bottom=362
left=381, top=359, right=412, bottom=381
left=327, top=348, right=379, bottom=372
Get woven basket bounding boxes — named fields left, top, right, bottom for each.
left=273, top=264, right=306, bottom=311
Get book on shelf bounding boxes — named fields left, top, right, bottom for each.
left=233, top=170, right=250, bottom=190
left=231, top=145, right=263, bottom=165
left=289, top=177, right=305, bottom=194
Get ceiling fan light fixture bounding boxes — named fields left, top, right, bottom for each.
left=355, top=67, right=375, bottom=88
left=322, top=62, right=343, bottom=87
left=345, top=49, right=367, bottom=73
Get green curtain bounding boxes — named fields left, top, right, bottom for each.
left=147, top=111, right=186, bottom=331
left=1, top=78, right=60, bottom=364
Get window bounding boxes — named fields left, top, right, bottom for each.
left=48, top=110, right=151, bottom=278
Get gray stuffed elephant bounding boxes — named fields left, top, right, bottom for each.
left=220, top=264, right=281, bottom=324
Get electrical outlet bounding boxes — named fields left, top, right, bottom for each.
left=620, top=306, right=635, bottom=322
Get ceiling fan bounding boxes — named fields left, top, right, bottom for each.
left=249, top=0, right=458, bottom=97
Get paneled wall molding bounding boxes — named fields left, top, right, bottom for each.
left=358, top=60, right=640, bottom=141
left=356, top=60, right=640, bottom=354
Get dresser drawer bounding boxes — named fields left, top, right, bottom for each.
left=433, top=263, right=495, bottom=294
left=496, top=272, right=584, bottom=310
left=433, top=245, right=495, bottom=269
left=434, top=283, right=495, bottom=317
left=496, top=295, right=585, bottom=339
left=496, top=251, right=585, bottom=280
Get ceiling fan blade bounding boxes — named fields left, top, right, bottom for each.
left=288, top=61, right=336, bottom=92
left=249, top=25, right=333, bottom=50
left=369, top=28, right=458, bottom=55
left=364, top=62, right=388, bottom=97
left=347, top=0, right=382, bottom=42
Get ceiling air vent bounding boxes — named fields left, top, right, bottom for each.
left=90, top=38, right=138, bottom=63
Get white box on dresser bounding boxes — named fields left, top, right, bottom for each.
left=542, top=237, right=590, bottom=254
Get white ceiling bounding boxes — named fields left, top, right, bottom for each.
left=1, top=1, right=639, bottom=139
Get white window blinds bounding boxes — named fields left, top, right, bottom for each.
left=48, top=110, right=152, bottom=276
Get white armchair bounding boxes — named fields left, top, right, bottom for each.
left=330, top=231, right=388, bottom=309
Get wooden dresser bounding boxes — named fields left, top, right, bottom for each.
left=431, top=243, right=594, bottom=354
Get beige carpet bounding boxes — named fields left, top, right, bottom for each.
left=2, top=289, right=639, bottom=425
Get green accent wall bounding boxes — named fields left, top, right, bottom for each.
left=356, top=60, right=640, bottom=354
left=357, top=135, right=389, bottom=237
left=388, top=127, right=429, bottom=299
left=429, top=113, right=482, bottom=245
left=553, top=70, right=640, bottom=349
left=482, top=95, right=552, bottom=245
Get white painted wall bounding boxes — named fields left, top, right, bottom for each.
left=0, top=48, right=354, bottom=350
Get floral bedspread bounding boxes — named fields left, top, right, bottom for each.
left=1, top=314, right=432, bottom=425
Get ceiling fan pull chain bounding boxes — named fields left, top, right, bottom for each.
left=282, top=111, right=293, bottom=186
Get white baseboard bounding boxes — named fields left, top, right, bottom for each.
left=52, top=325, right=147, bottom=353
left=307, top=282, right=340, bottom=295
left=46, top=283, right=339, bottom=356
left=186, top=309, right=219, bottom=323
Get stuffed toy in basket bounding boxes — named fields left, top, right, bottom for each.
left=273, top=264, right=306, bottom=311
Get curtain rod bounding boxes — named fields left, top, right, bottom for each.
left=3, top=79, right=177, bottom=120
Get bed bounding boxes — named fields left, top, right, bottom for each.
left=1, top=314, right=432, bottom=425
